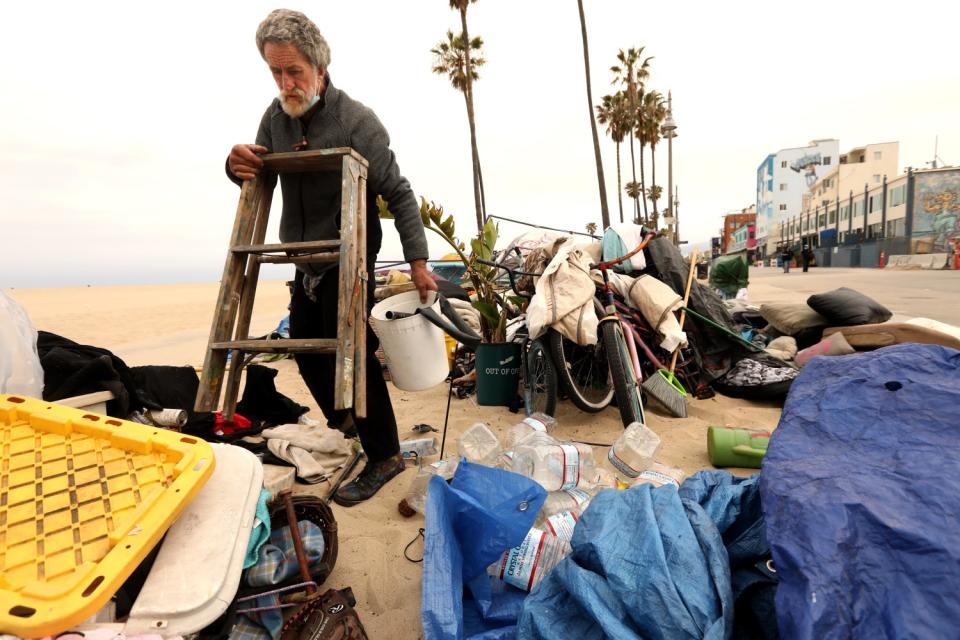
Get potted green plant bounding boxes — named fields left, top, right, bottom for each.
left=378, top=197, right=522, bottom=405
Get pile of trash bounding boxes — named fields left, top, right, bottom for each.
left=724, top=285, right=960, bottom=399
left=402, top=413, right=694, bottom=638
left=417, top=340, right=960, bottom=639
left=400, top=414, right=681, bottom=522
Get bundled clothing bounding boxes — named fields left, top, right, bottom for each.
left=605, top=273, right=687, bottom=352
left=526, top=237, right=598, bottom=346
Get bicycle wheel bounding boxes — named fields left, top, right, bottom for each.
left=524, top=337, right=558, bottom=416
left=601, top=320, right=644, bottom=428
left=549, top=329, right=614, bottom=413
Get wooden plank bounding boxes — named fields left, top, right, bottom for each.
left=195, top=177, right=263, bottom=412
left=211, top=338, right=338, bottom=353
left=233, top=239, right=340, bottom=254
left=255, top=253, right=339, bottom=265
left=354, top=167, right=369, bottom=418
left=222, top=181, right=275, bottom=420
left=261, top=148, right=368, bottom=173
left=334, top=156, right=360, bottom=412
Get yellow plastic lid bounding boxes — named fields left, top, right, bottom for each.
left=0, top=395, right=215, bottom=637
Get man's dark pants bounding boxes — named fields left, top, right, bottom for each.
left=289, top=269, right=400, bottom=463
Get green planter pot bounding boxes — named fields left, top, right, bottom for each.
left=707, top=426, right=770, bottom=468
left=475, top=342, right=522, bottom=407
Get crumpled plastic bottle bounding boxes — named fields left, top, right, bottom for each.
left=457, top=422, right=503, bottom=466
left=504, top=412, right=558, bottom=449
left=511, top=434, right=596, bottom=492
left=607, top=422, right=662, bottom=478
left=398, top=457, right=460, bottom=517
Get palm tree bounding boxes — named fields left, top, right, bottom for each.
left=641, top=91, right=667, bottom=224
left=431, top=29, right=486, bottom=232
left=447, top=1, right=487, bottom=226
left=610, top=48, right=652, bottom=223
left=646, top=184, right=663, bottom=229
left=625, top=181, right=643, bottom=225
left=596, top=92, right=629, bottom=223
left=577, top=0, right=610, bottom=230
left=585, top=222, right=598, bottom=236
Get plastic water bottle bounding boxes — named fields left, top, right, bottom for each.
left=487, top=526, right=571, bottom=592
left=398, top=457, right=459, bottom=517
left=505, top=412, right=557, bottom=449
left=536, top=486, right=596, bottom=525
left=607, top=422, right=661, bottom=478
left=512, top=438, right=596, bottom=492
left=542, top=510, right=578, bottom=544
left=399, top=437, right=438, bottom=461
left=456, top=423, right=503, bottom=466
left=634, top=462, right=684, bottom=489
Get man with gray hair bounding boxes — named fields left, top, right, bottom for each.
left=227, top=9, right=436, bottom=506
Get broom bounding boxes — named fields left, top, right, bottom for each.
left=641, top=249, right=699, bottom=418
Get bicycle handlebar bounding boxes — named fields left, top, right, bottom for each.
left=592, top=230, right=657, bottom=271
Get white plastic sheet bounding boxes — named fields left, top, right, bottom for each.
left=0, top=291, right=44, bottom=396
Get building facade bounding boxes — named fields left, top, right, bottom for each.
left=755, top=139, right=839, bottom=259
left=797, top=142, right=899, bottom=248
left=777, top=164, right=959, bottom=267
left=728, top=223, right=757, bottom=255
left=721, top=206, right=756, bottom=254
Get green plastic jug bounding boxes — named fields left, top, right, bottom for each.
left=707, top=426, right=770, bottom=468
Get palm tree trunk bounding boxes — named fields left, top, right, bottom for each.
left=628, top=136, right=638, bottom=222
left=477, top=140, right=487, bottom=220
left=616, top=141, right=623, bottom=224
left=460, top=8, right=485, bottom=230
left=577, top=0, right=610, bottom=229
left=650, top=141, right=658, bottom=226
left=639, top=139, right=649, bottom=223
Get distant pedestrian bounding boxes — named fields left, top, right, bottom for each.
left=782, top=247, right=794, bottom=273
left=802, top=247, right=813, bottom=273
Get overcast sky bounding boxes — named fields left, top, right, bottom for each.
left=2, top=0, right=958, bottom=288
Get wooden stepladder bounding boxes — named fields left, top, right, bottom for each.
left=195, top=148, right=368, bottom=419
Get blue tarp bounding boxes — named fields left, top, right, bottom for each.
left=422, top=460, right=547, bottom=640
left=517, top=471, right=768, bottom=639
left=762, top=344, right=960, bottom=639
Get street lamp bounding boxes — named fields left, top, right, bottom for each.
left=661, top=91, right=678, bottom=245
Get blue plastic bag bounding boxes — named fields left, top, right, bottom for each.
left=422, top=460, right=547, bottom=640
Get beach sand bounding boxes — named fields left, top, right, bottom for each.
left=6, top=281, right=781, bottom=638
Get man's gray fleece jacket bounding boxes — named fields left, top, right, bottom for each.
left=228, top=77, right=429, bottom=277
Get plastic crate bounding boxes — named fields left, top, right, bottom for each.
left=0, top=395, right=216, bottom=637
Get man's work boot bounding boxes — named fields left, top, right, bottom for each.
left=333, top=453, right=405, bottom=506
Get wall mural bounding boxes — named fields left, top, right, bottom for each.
left=912, top=171, right=960, bottom=253
left=790, top=152, right=824, bottom=187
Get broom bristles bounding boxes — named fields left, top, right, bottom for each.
left=642, top=369, right=689, bottom=418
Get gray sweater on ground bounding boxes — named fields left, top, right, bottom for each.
left=228, top=76, right=429, bottom=276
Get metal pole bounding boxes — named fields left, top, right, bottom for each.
left=675, top=186, right=680, bottom=245
left=667, top=128, right=674, bottom=243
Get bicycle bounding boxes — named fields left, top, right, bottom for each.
left=591, top=230, right=658, bottom=427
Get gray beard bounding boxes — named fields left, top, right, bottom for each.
left=280, top=93, right=310, bottom=118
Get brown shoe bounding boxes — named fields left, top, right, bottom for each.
left=333, top=453, right=405, bottom=506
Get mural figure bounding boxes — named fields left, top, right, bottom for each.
left=923, top=191, right=960, bottom=251
left=912, top=171, right=960, bottom=253
left=790, top=153, right=823, bottom=187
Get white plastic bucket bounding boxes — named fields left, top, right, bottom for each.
left=370, top=290, right=449, bottom=391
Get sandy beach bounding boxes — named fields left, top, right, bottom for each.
left=7, top=279, right=782, bottom=638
